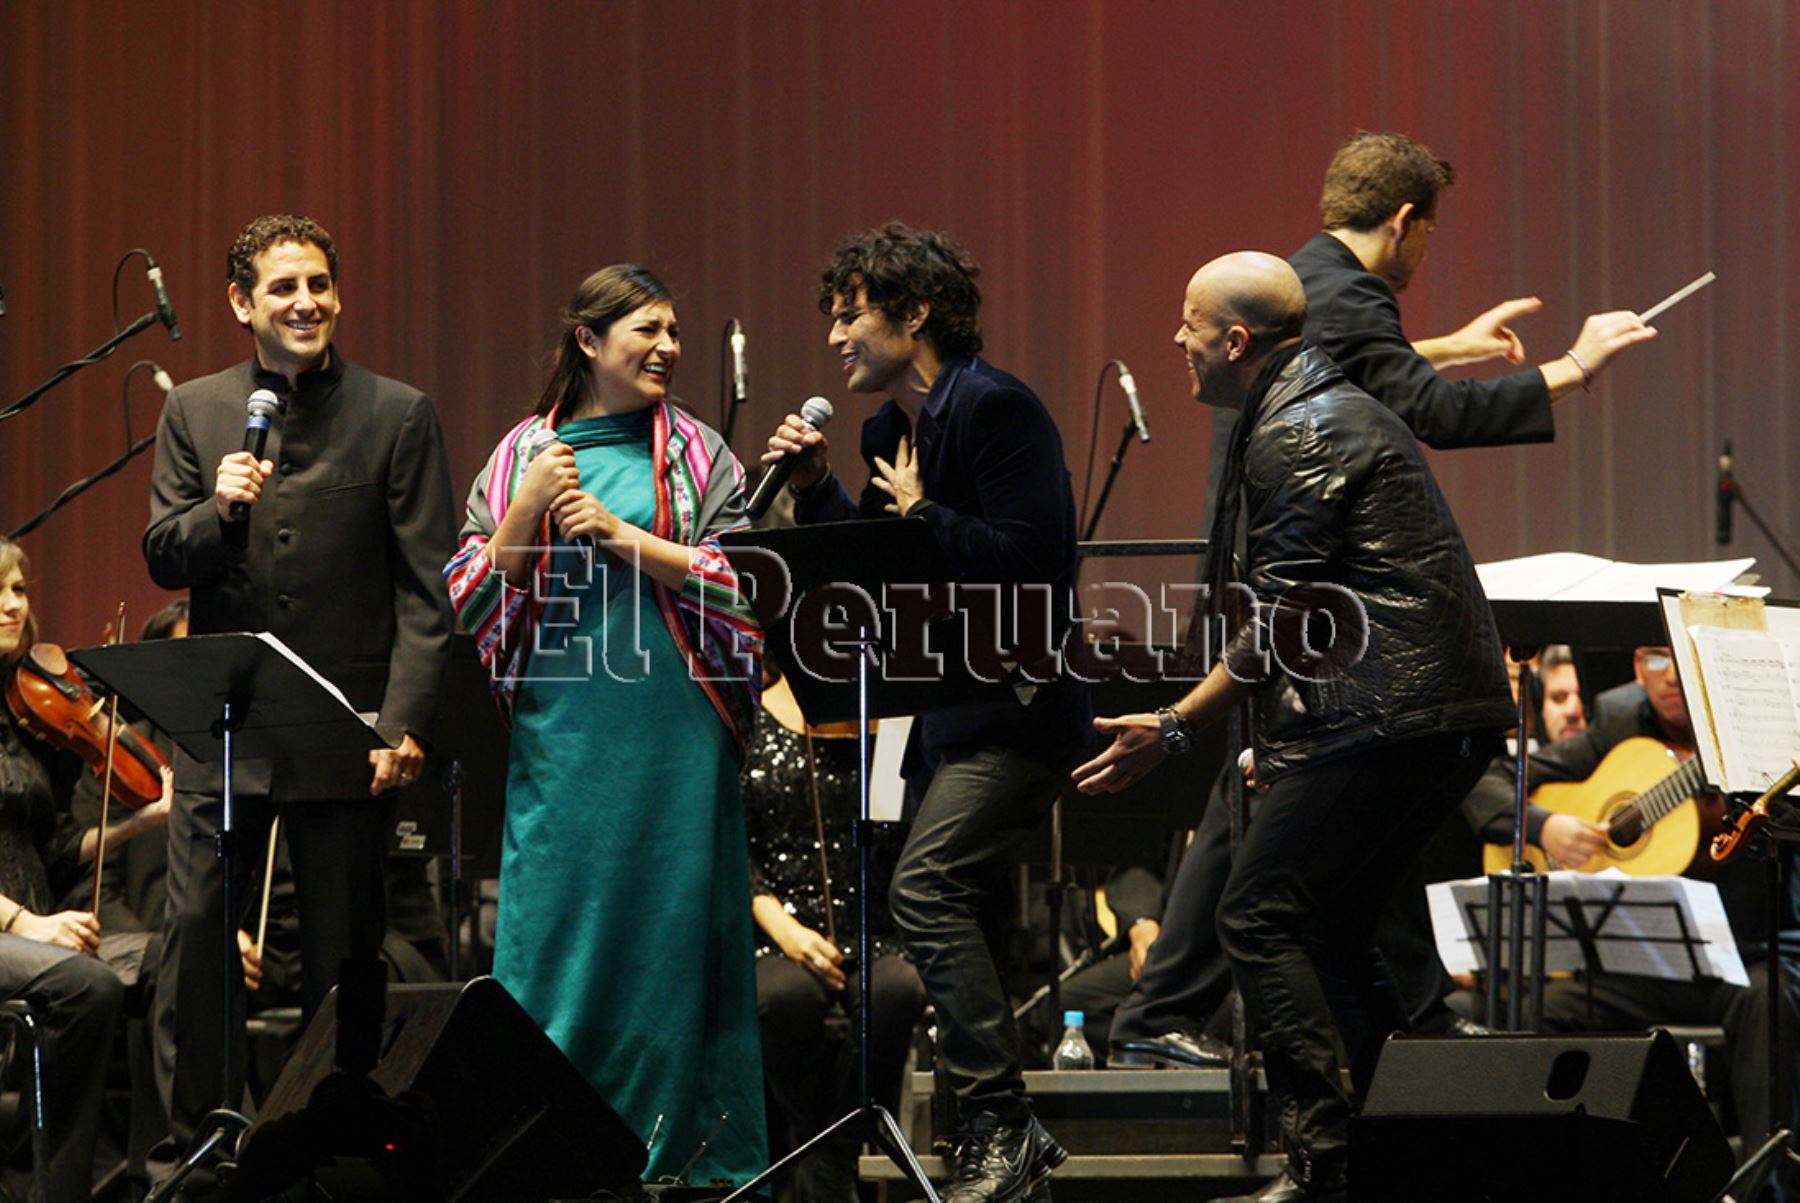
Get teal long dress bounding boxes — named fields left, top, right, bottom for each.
left=493, top=409, right=768, bottom=1187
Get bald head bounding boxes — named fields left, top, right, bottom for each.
left=1186, top=252, right=1307, bottom=344
left=1175, top=252, right=1308, bottom=409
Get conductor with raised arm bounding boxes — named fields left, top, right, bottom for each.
left=142, top=215, right=455, bottom=1186
left=1291, top=129, right=1656, bottom=449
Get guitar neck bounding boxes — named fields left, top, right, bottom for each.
left=1637, top=755, right=1709, bottom=827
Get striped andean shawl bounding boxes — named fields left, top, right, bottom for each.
left=444, top=400, right=763, bottom=755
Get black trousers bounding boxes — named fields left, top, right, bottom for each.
left=150, top=789, right=390, bottom=1174
left=1108, top=769, right=1236, bottom=1047
left=1216, top=731, right=1495, bottom=1187
left=888, top=745, right=1063, bottom=1126
left=1109, top=766, right=1463, bottom=1051
left=757, top=953, right=926, bottom=1131
left=0, top=935, right=125, bottom=1202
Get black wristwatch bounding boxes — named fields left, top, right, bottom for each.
left=1155, top=706, right=1193, bottom=756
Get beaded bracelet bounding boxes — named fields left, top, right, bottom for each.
left=1564, top=348, right=1595, bottom=393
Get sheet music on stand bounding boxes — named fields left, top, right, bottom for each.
left=1428, top=869, right=1747, bottom=987
left=1660, top=589, right=1800, bottom=798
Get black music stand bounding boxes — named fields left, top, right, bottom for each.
left=721, top=518, right=1067, bottom=1203
left=1438, top=872, right=1738, bottom=984
left=71, top=633, right=389, bottom=1199
left=1481, top=594, right=1671, bottom=1030
left=389, top=633, right=509, bottom=980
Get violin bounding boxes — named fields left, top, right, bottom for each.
left=1709, top=761, right=1800, bottom=864
left=4, top=642, right=168, bottom=808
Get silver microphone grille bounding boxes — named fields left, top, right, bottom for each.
left=799, top=396, right=834, bottom=429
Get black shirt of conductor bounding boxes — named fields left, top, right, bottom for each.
left=141, top=215, right=455, bottom=1174
left=1074, top=252, right=1511, bottom=1203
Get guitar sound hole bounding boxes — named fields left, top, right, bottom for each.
left=1605, top=796, right=1644, bottom=850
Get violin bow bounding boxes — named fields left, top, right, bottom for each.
left=255, top=812, right=281, bottom=961
left=91, top=601, right=125, bottom=917
left=802, top=731, right=836, bottom=949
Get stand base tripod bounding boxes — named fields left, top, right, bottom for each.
left=144, top=1108, right=251, bottom=1203
left=1716, top=1126, right=1800, bottom=1202
left=720, top=1103, right=936, bottom=1203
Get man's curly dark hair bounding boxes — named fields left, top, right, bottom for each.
left=227, top=214, right=339, bottom=295
left=818, top=222, right=983, bottom=361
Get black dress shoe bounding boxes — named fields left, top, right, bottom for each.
left=942, top=1112, right=1067, bottom=1203
left=1215, top=1169, right=1347, bottom=1202
left=1109, top=1028, right=1232, bottom=1068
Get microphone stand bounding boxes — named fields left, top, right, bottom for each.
left=1082, top=419, right=1141, bottom=541
left=1722, top=472, right=1800, bottom=580
left=722, top=628, right=940, bottom=1203
left=11, top=359, right=168, bottom=537
left=1484, top=647, right=1550, bottom=1032
left=720, top=318, right=746, bottom=445
left=1, top=310, right=162, bottom=423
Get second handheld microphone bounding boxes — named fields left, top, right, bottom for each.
left=748, top=397, right=834, bottom=520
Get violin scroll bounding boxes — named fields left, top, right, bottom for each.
left=1709, top=761, right=1800, bottom=864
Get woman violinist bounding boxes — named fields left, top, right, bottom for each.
left=0, top=535, right=171, bottom=1200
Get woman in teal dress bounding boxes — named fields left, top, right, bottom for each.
left=446, top=265, right=768, bottom=1188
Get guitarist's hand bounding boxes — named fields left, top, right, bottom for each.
left=1541, top=814, right=1610, bottom=870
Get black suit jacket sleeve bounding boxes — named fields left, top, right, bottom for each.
left=1290, top=233, right=1555, bottom=450
left=791, top=467, right=862, bottom=524
left=144, top=388, right=246, bottom=588
left=1314, top=271, right=1554, bottom=450
left=910, top=386, right=1073, bottom=583
left=378, top=393, right=456, bottom=742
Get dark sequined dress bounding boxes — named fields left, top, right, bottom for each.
left=0, top=717, right=85, bottom=910
left=741, top=714, right=906, bottom=962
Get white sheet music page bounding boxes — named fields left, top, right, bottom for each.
left=255, top=631, right=355, bottom=711
left=1687, top=626, right=1800, bottom=794
left=1476, top=553, right=1756, bottom=602
left=1427, top=871, right=1747, bottom=986
left=1584, top=870, right=1748, bottom=987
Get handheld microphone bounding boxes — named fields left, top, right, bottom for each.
left=525, top=427, right=596, bottom=552
left=748, top=396, right=834, bottom=520
left=1116, top=362, right=1150, bottom=443
left=729, top=320, right=749, bottom=407
left=144, top=254, right=182, bottom=342
left=229, top=389, right=282, bottom=522
left=526, top=427, right=562, bottom=461
left=1716, top=439, right=1734, bottom=546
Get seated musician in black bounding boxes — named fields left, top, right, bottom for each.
left=1464, top=644, right=1799, bottom=1165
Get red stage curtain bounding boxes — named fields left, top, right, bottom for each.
left=2, top=1, right=1794, bottom=642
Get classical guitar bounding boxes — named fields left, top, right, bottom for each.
left=1481, top=737, right=1719, bottom=877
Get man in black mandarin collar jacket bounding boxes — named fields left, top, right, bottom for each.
left=142, top=215, right=454, bottom=1185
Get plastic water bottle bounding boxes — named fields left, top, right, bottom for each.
left=1052, top=1010, right=1095, bottom=1071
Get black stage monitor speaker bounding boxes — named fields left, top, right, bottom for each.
left=1349, top=1030, right=1734, bottom=1202
left=241, top=976, right=645, bottom=1201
